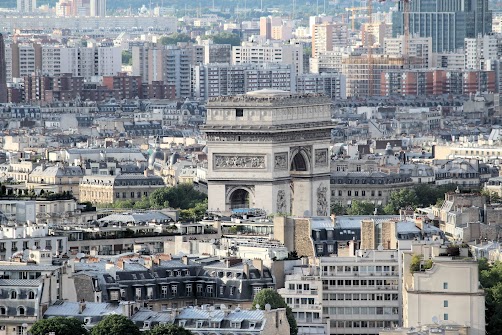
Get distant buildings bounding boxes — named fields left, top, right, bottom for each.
left=392, top=0, right=492, bottom=52
left=17, top=0, right=37, bottom=13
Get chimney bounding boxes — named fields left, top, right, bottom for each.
left=78, top=300, right=86, bottom=314
left=243, top=262, right=250, bottom=278
left=252, top=259, right=263, bottom=276
left=117, top=259, right=124, bottom=270
left=182, top=255, right=189, bottom=265
left=349, top=239, right=355, bottom=256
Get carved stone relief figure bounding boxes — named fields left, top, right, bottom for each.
left=317, top=184, right=329, bottom=216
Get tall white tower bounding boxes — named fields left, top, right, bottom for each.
left=90, top=0, right=106, bottom=17
left=202, top=89, right=332, bottom=217
left=17, top=0, right=37, bottom=13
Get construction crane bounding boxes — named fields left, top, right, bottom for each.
left=366, top=0, right=411, bottom=96
left=345, top=6, right=368, bottom=31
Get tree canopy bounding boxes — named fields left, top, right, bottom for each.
left=202, top=32, right=241, bottom=46
left=346, top=200, right=378, bottom=215
left=121, top=50, right=132, bottom=65
left=252, top=289, right=298, bottom=335
left=147, top=324, right=193, bottom=335
left=159, top=33, right=194, bottom=45
left=383, top=184, right=458, bottom=214
left=90, top=315, right=141, bottom=335
left=30, top=317, right=88, bottom=335
left=103, top=184, right=208, bottom=217
left=479, top=259, right=502, bottom=334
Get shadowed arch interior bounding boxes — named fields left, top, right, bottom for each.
left=291, top=152, right=308, bottom=171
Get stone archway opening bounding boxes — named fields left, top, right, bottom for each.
left=229, top=189, right=250, bottom=209
left=291, top=152, right=308, bottom=172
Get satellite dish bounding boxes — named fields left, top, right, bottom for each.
left=432, top=316, right=439, bottom=324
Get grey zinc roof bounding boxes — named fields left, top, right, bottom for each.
left=177, top=307, right=264, bottom=322
left=309, top=217, right=335, bottom=229
left=130, top=308, right=173, bottom=323
left=44, top=301, right=124, bottom=317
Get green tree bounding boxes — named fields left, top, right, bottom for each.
left=147, top=323, right=193, bottom=335
left=384, top=188, right=419, bottom=214
left=346, top=201, right=377, bottom=215
left=90, top=315, right=140, bottom=335
left=479, top=259, right=502, bottom=334
left=330, top=203, right=345, bottom=215
left=121, top=50, right=132, bottom=65
left=159, top=33, right=194, bottom=45
left=204, top=32, right=241, bottom=46
left=252, top=289, right=298, bottom=335
left=30, top=317, right=88, bottom=335
left=149, top=184, right=207, bottom=210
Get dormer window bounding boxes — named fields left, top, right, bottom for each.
left=231, top=321, right=241, bottom=329
left=10, top=291, right=17, bottom=299
left=249, top=322, right=256, bottom=329
left=196, top=320, right=204, bottom=328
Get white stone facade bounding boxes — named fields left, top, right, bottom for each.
left=203, top=90, right=332, bottom=217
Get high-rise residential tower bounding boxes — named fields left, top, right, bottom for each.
left=392, top=0, right=492, bottom=52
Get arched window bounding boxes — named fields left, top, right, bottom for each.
left=10, top=291, right=17, bottom=299
left=28, top=291, right=35, bottom=299
left=18, top=306, right=25, bottom=315
left=0, top=306, right=6, bottom=315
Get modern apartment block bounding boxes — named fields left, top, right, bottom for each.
left=4, top=43, right=121, bottom=82
left=192, top=63, right=295, bottom=100
left=392, top=0, right=492, bottom=52
left=464, top=34, right=499, bottom=70
left=17, top=0, right=37, bottom=13
left=296, top=73, right=346, bottom=99
left=342, top=55, right=425, bottom=97
left=232, top=42, right=304, bottom=75
left=278, top=267, right=328, bottom=335
left=320, top=250, right=401, bottom=335
left=384, top=36, right=433, bottom=67
left=380, top=69, right=496, bottom=96
left=311, top=22, right=349, bottom=57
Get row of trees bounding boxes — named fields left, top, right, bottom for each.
left=331, top=184, right=458, bottom=216
left=30, top=315, right=192, bottom=335
left=103, top=184, right=208, bottom=221
left=159, top=32, right=241, bottom=47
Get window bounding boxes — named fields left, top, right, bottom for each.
left=362, top=190, right=366, bottom=196
left=0, top=306, right=5, bottom=315
left=236, top=108, right=244, bottom=117
left=443, top=282, right=448, bottom=289
left=28, top=291, right=35, bottom=299
left=347, top=190, right=352, bottom=196
left=135, top=288, right=142, bottom=299
left=444, top=313, right=449, bottom=321
left=444, top=300, right=448, bottom=307
left=219, top=286, right=225, bottom=295
left=10, top=291, right=17, bottom=299
left=197, top=284, right=203, bottom=293
left=338, top=190, right=342, bottom=196
left=230, top=286, right=236, bottom=295
left=18, top=306, right=25, bottom=315
left=186, top=284, right=192, bottom=296
left=171, top=285, right=177, bottom=296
